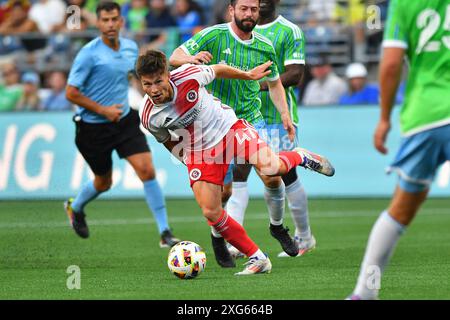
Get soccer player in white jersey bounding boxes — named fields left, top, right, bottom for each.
left=169, top=0, right=300, bottom=267
left=136, top=50, right=335, bottom=275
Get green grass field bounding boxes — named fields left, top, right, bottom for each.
left=0, top=198, right=449, bottom=300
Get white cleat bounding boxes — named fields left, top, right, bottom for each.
left=294, top=147, right=335, bottom=177
left=277, top=235, right=316, bottom=258
left=227, top=244, right=246, bottom=259
left=234, top=256, right=272, bottom=276
left=345, top=293, right=379, bottom=300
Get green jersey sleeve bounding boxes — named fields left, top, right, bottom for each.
left=256, top=34, right=279, bottom=82
left=284, top=26, right=306, bottom=66
left=267, top=48, right=280, bottom=82
left=383, top=0, right=408, bottom=48
left=180, top=26, right=220, bottom=56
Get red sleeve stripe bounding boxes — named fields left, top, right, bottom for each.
left=173, top=70, right=201, bottom=82
left=171, top=67, right=201, bottom=82
left=172, top=65, right=198, bottom=77
left=141, top=100, right=150, bottom=129
left=141, top=99, right=154, bottom=130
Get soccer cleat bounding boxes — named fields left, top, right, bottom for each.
left=234, top=256, right=272, bottom=276
left=345, top=294, right=378, bottom=300
left=277, top=235, right=316, bottom=257
left=345, top=294, right=362, bottom=300
left=294, top=147, right=335, bottom=177
left=64, top=198, right=89, bottom=239
left=269, top=224, right=299, bottom=257
left=227, top=244, right=246, bottom=260
left=211, top=234, right=236, bottom=268
left=159, top=229, right=181, bottom=248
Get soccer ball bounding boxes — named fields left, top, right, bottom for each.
left=167, top=241, right=206, bottom=279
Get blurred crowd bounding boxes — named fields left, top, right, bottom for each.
left=0, top=0, right=394, bottom=112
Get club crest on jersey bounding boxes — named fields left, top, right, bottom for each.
left=189, top=168, right=202, bottom=181
left=186, top=90, right=198, bottom=102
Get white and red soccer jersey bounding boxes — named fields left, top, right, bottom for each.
left=139, top=64, right=238, bottom=152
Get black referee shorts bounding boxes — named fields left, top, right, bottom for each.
left=75, top=109, right=150, bottom=176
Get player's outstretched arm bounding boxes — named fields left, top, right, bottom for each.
left=169, top=47, right=213, bottom=67
left=211, top=61, right=273, bottom=81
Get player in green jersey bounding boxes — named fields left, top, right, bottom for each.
left=169, top=0, right=300, bottom=268
left=232, top=0, right=315, bottom=259
left=349, top=0, right=450, bottom=300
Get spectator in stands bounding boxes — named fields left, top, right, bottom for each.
left=0, top=1, right=10, bottom=24
left=0, top=0, right=35, bottom=34
left=339, top=62, right=379, bottom=105
left=144, top=0, right=176, bottom=50
left=49, top=0, right=96, bottom=62
left=302, top=54, right=347, bottom=106
left=173, top=0, right=203, bottom=43
left=0, top=62, right=23, bottom=111
left=16, top=71, right=41, bottom=111
left=54, top=0, right=96, bottom=32
left=303, top=11, right=335, bottom=53
left=308, top=0, right=336, bottom=23
left=1, top=0, right=66, bottom=55
left=333, top=0, right=366, bottom=62
left=124, top=0, right=149, bottom=33
left=28, top=0, right=66, bottom=34
left=41, top=70, right=73, bottom=111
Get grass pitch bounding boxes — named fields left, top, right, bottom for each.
left=0, top=198, right=449, bottom=300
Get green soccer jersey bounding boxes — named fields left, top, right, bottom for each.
left=180, top=23, right=280, bottom=124
left=255, top=15, right=305, bottom=126
left=384, top=0, right=450, bottom=136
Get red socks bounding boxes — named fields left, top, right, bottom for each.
left=208, top=210, right=258, bottom=257
left=279, top=151, right=302, bottom=173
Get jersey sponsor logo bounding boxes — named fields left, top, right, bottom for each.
left=186, top=90, right=198, bottom=103
left=185, top=39, right=199, bottom=51
left=225, top=62, right=251, bottom=72
left=189, top=168, right=202, bottom=181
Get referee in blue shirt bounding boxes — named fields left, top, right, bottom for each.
left=65, top=1, right=180, bottom=248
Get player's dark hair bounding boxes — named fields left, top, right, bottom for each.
left=230, top=0, right=260, bottom=6
left=96, top=1, right=121, bottom=18
left=135, top=50, right=168, bottom=78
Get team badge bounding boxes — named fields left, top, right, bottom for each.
left=189, top=169, right=202, bottom=181
left=187, top=90, right=198, bottom=102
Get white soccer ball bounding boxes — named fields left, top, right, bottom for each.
left=167, top=241, right=206, bottom=279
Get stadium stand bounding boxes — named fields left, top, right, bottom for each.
left=0, top=0, right=387, bottom=111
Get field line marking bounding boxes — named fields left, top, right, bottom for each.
left=0, top=209, right=448, bottom=229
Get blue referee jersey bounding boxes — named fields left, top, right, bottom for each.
left=68, top=37, right=138, bottom=123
